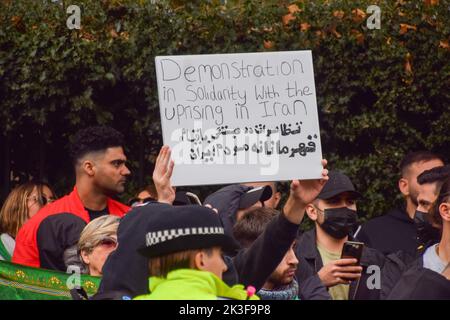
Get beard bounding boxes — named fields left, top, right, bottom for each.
left=410, top=188, right=419, bottom=207
left=100, top=181, right=126, bottom=197
left=267, top=268, right=296, bottom=287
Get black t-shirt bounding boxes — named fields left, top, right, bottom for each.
left=85, top=207, right=109, bottom=221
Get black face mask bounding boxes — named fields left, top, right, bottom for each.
left=414, top=209, right=441, bottom=245
left=319, top=207, right=358, bottom=239
left=414, top=210, right=428, bottom=224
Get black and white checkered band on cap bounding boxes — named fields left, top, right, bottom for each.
left=137, top=204, right=240, bottom=257
left=146, top=226, right=225, bottom=246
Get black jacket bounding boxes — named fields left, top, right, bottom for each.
left=204, top=184, right=329, bottom=299
left=381, top=244, right=450, bottom=299
left=357, top=207, right=419, bottom=255
left=296, top=228, right=385, bottom=300
left=95, top=202, right=330, bottom=299
left=380, top=249, right=418, bottom=299
left=387, top=264, right=450, bottom=299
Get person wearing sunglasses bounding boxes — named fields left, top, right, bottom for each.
left=0, top=181, right=55, bottom=261
left=78, top=215, right=120, bottom=276
left=128, top=184, right=158, bottom=207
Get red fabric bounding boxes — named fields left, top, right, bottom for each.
left=12, top=186, right=129, bottom=268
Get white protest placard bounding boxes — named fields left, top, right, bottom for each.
left=155, top=50, right=323, bottom=186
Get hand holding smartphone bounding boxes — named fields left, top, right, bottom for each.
left=318, top=241, right=365, bottom=287
left=341, top=241, right=364, bottom=266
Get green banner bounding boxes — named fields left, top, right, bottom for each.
left=0, top=260, right=100, bottom=300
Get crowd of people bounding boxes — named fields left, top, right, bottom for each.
left=0, top=126, right=449, bottom=300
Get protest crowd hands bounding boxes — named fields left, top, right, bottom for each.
left=290, top=159, right=329, bottom=205
left=8, top=126, right=450, bottom=301
left=317, top=258, right=363, bottom=287
left=152, top=145, right=176, bottom=205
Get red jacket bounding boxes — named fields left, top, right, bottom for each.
left=13, top=187, right=129, bottom=270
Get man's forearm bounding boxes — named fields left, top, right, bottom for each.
left=283, top=196, right=306, bottom=225
left=233, top=213, right=299, bottom=290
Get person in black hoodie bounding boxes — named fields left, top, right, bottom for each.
left=381, top=166, right=450, bottom=299
left=386, top=175, right=450, bottom=299
left=357, top=151, right=444, bottom=255
left=296, top=170, right=385, bottom=300
left=94, top=146, right=329, bottom=299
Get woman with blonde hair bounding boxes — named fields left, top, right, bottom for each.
left=0, top=181, right=55, bottom=261
left=78, top=215, right=120, bottom=276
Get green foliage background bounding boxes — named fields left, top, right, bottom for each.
left=0, top=0, right=448, bottom=222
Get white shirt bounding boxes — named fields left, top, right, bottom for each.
left=423, top=243, right=448, bottom=274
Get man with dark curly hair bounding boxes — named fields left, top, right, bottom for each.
left=13, top=126, right=131, bottom=271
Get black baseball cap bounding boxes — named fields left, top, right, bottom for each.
left=238, top=185, right=273, bottom=209
left=317, top=170, right=361, bottom=200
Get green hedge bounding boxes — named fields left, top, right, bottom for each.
left=0, top=0, right=449, bottom=221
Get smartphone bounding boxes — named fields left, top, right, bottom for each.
left=341, top=241, right=364, bottom=266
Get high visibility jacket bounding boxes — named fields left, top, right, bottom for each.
left=134, top=269, right=259, bottom=300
